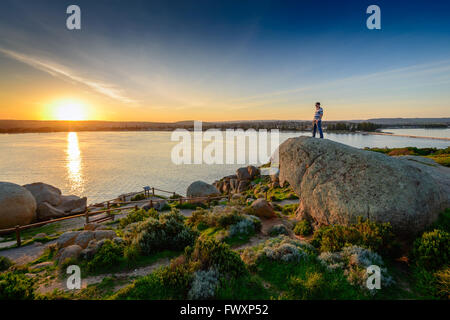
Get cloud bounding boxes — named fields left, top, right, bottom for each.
left=0, top=47, right=137, bottom=104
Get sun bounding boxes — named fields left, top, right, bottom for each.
left=54, top=100, right=86, bottom=121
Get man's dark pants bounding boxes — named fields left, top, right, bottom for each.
left=313, top=120, right=324, bottom=138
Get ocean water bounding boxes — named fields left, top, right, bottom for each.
left=381, top=128, right=450, bottom=139
left=0, top=130, right=448, bottom=204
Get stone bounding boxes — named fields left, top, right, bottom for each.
left=247, top=165, right=261, bottom=179
left=236, top=167, right=251, bottom=180
left=94, top=230, right=116, bottom=241
left=74, top=231, right=94, bottom=249
left=58, top=245, right=82, bottom=263
left=36, top=202, right=66, bottom=221
left=278, top=137, right=450, bottom=235
left=59, top=195, right=87, bottom=213
left=57, top=231, right=79, bottom=249
left=84, top=223, right=100, bottom=231
left=250, top=199, right=275, bottom=218
left=23, top=182, right=62, bottom=206
left=238, top=180, right=250, bottom=193
left=186, top=181, right=220, bottom=199
left=154, top=200, right=169, bottom=211
left=0, top=182, right=37, bottom=229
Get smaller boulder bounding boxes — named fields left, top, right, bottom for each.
left=59, top=195, right=87, bottom=213
left=236, top=167, right=251, bottom=180
left=58, top=245, right=82, bottom=263
left=247, top=166, right=260, bottom=179
left=57, top=231, right=79, bottom=249
left=74, top=231, right=94, bottom=249
left=94, top=230, right=116, bottom=241
left=186, top=181, right=220, bottom=199
left=251, top=199, right=275, bottom=218
left=36, top=202, right=66, bottom=221
left=23, top=182, right=62, bottom=206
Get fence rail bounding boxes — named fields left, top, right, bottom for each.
left=0, top=186, right=232, bottom=247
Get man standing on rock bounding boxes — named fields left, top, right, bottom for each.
left=312, top=102, right=324, bottom=138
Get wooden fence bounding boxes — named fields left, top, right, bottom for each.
left=0, top=186, right=232, bottom=247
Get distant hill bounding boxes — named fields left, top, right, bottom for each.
left=366, top=118, right=450, bottom=125
left=0, top=118, right=448, bottom=133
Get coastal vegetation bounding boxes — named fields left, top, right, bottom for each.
left=365, top=146, right=450, bottom=167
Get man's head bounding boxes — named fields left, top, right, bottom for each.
left=315, top=102, right=321, bottom=109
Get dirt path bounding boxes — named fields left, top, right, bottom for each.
left=0, top=241, right=56, bottom=265
left=37, top=257, right=172, bottom=295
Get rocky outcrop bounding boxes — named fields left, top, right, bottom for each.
left=0, top=182, right=37, bottom=229
left=23, top=182, right=87, bottom=221
left=23, top=183, right=62, bottom=207
left=278, top=137, right=450, bottom=235
left=251, top=198, right=275, bottom=218
left=213, top=166, right=261, bottom=194
left=187, top=181, right=220, bottom=199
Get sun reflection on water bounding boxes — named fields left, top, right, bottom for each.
left=66, top=132, right=83, bottom=194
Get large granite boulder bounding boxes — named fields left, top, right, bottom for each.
left=186, top=181, right=220, bottom=199
left=23, top=182, right=62, bottom=207
left=0, top=182, right=37, bottom=229
left=36, top=202, right=66, bottom=221
left=278, top=137, right=450, bottom=235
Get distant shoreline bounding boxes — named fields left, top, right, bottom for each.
left=368, top=131, right=450, bottom=141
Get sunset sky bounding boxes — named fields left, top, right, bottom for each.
left=0, top=0, right=449, bottom=122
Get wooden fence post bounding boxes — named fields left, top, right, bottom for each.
left=150, top=200, right=153, bottom=208
left=152, top=187, right=155, bottom=196
left=15, top=225, right=21, bottom=247
left=85, top=210, right=89, bottom=224
left=134, top=205, right=138, bottom=211
left=228, top=192, right=231, bottom=201
left=107, top=201, right=110, bottom=210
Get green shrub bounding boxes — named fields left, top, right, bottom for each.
left=113, top=264, right=193, bottom=300
left=429, top=209, right=450, bottom=233
left=294, top=220, right=313, bottom=236
left=131, top=193, right=146, bottom=201
left=282, top=203, right=299, bottom=215
left=189, top=237, right=247, bottom=278
left=127, top=210, right=197, bottom=256
left=311, top=218, right=397, bottom=256
left=0, top=256, right=13, bottom=271
left=269, top=224, right=289, bottom=236
left=119, top=208, right=158, bottom=228
left=0, top=272, right=35, bottom=300
left=411, top=229, right=449, bottom=271
left=87, top=240, right=124, bottom=272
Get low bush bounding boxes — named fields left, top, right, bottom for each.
left=131, top=193, right=146, bottom=201
left=311, top=218, right=398, bottom=256
left=294, top=220, right=313, bottom=236
left=188, top=237, right=247, bottom=278
left=411, top=229, right=449, bottom=271
left=242, top=236, right=316, bottom=267
left=87, top=240, right=124, bottom=273
left=119, top=208, right=158, bottom=228
left=0, top=271, right=35, bottom=300
left=269, top=224, right=289, bottom=236
left=318, top=245, right=394, bottom=292
left=187, top=268, right=220, bottom=300
left=0, top=256, right=13, bottom=271
left=126, top=210, right=197, bottom=256
left=282, top=203, right=299, bottom=215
